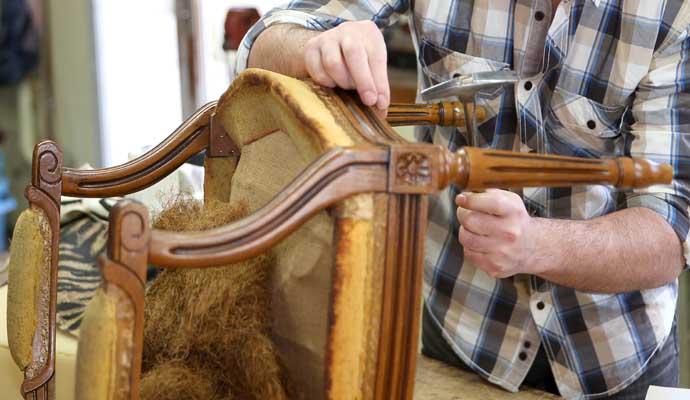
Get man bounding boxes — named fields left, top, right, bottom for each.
left=237, top=1, right=689, bottom=398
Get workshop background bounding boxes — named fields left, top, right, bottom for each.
left=0, top=0, right=687, bottom=390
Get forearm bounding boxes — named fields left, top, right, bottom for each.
left=532, top=208, right=684, bottom=292
left=247, top=24, right=317, bottom=78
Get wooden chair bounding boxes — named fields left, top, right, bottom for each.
left=3, top=73, right=481, bottom=400
left=7, top=69, right=671, bottom=400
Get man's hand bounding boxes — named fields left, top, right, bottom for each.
left=248, top=22, right=390, bottom=111
left=456, top=189, right=539, bottom=278
left=303, top=21, right=389, bottom=111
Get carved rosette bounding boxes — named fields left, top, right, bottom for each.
left=395, top=152, right=431, bottom=186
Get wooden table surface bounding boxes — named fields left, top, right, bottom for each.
left=415, top=355, right=561, bottom=399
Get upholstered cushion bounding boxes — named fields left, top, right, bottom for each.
left=6, top=208, right=49, bottom=369
left=0, top=285, right=77, bottom=400
left=75, top=288, right=117, bottom=400
left=220, top=69, right=380, bottom=398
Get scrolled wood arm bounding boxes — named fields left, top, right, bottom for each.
left=61, top=102, right=217, bottom=197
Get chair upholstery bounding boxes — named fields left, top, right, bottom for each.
left=6, top=208, right=49, bottom=370
left=216, top=70, right=389, bottom=398
left=74, top=288, right=117, bottom=400
left=1, top=285, right=77, bottom=400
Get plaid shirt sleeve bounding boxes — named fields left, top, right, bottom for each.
left=235, top=0, right=409, bottom=75
left=624, top=15, right=690, bottom=268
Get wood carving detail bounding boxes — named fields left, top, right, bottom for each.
left=395, top=152, right=431, bottom=187
left=32, top=141, right=63, bottom=206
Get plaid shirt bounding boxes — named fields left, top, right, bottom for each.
left=237, top=1, right=690, bottom=398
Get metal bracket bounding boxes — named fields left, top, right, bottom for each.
left=208, top=114, right=240, bottom=157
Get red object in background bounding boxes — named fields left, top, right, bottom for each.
left=223, top=8, right=260, bottom=51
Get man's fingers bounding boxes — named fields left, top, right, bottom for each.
left=320, top=40, right=354, bottom=89
left=456, top=191, right=521, bottom=216
left=366, top=37, right=389, bottom=110
left=457, top=208, right=507, bottom=237
left=304, top=42, right=336, bottom=87
left=340, top=35, right=378, bottom=106
left=459, top=226, right=502, bottom=252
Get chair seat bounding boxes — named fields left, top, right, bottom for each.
left=1, top=285, right=77, bottom=400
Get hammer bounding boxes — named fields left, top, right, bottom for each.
left=420, top=70, right=519, bottom=147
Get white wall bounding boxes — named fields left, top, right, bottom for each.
left=93, top=0, right=183, bottom=167
left=195, top=0, right=283, bottom=106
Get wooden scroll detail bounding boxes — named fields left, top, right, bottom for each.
left=387, top=102, right=486, bottom=127
left=103, top=201, right=150, bottom=400
left=61, top=102, right=216, bottom=198
left=21, top=141, right=63, bottom=400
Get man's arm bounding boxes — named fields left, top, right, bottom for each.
left=534, top=208, right=683, bottom=292
left=247, top=24, right=317, bottom=78
left=456, top=191, right=683, bottom=293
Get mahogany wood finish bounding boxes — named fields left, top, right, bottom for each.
left=17, top=77, right=672, bottom=400
left=15, top=97, right=493, bottom=400
left=20, top=141, right=62, bottom=400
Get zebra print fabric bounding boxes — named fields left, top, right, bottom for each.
left=56, top=197, right=115, bottom=334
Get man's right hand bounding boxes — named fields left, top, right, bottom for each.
left=248, top=21, right=390, bottom=111
left=303, top=21, right=389, bottom=111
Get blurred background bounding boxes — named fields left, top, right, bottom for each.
left=0, top=0, right=688, bottom=389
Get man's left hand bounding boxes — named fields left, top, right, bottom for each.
left=456, top=189, right=540, bottom=278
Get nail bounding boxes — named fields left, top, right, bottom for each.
left=363, top=91, right=377, bottom=106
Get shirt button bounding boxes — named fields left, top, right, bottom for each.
left=523, top=81, right=533, bottom=91
left=524, top=341, right=532, bottom=349
left=587, top=120, right=597, bottom=129
left=535, top=11, right=545, bottom=21
left=519, top=351, right=528, bottom=361
left=536, top=301, right=545, bottom=310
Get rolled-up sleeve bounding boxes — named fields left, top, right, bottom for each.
left=235, top=0, right=409, bottom=75
left=624, top=27, right=690, bottom=267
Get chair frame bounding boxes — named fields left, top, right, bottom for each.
left=16, top=97, right=479, bottom=400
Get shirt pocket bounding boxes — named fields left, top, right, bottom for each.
left=550, top=88, right=626, bottom=139
left=418, top=38, right=510, bottom=84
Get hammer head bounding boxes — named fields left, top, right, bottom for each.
left=420, top=70, right=519, bottom=102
